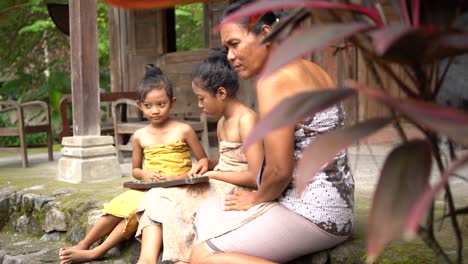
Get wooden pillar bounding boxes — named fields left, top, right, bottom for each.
left=69, top=0, right=100, bottom=136
left=109, top=6, right=126, bottom=92
left=58, top=0, right=121, bottom=183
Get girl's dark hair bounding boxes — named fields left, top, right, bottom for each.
left=222, top=0, right=278, bottom=35
left=192, top=48, right=239, bottom=97
left=136, top=64, right=173, bottom=102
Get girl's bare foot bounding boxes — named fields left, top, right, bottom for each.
left=58, top=241, right=89, bottom=256
left=59, top=248, right=103, bottom=264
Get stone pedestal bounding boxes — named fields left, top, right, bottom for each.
left=57, top=136, right=121, bottom=183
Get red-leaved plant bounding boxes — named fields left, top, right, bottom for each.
left=106, top=0, right=468, bottom=263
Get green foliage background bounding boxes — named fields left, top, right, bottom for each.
left=0, top=1, right=203, bottom=146
left=175, top=3, right=204, bottom=51
left=0, top=0, right=110, bottom=146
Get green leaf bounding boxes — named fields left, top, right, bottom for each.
left=19, top=19, right=54, bottom=34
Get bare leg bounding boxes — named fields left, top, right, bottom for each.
left=189, top=243, right=276, bottom=264
left=59, top=218, right=127, bottom=264
left=136, top=224, right=163, bottom=264
left=60, top=214, right=121, bottom=253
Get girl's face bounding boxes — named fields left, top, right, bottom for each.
left=220, top=22, right=269, bottom=80
left=137, top=88, right=175, bottom=126
left=192, top=82, right=224, bottom=117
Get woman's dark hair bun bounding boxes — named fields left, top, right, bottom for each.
left=145, top=64, right=163, bottom=78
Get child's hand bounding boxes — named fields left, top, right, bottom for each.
left=142, top=170, right=162, bottom=182
left=189, top=158, right=209, bottom=177
left=202, top=171, right=217, bottom=179
left=157, top=174, right=173, bottom=181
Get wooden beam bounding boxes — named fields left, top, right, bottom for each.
left=69, top=0, right=100, bottom=136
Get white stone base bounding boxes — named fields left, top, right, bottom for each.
left=57, top=136, right=121, bottom=183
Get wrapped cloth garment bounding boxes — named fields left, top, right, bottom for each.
left=136, top=141, right=252, bottom=263
left=102, top=141, right=192, bottom=239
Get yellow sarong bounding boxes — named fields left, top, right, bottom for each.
left=102, top=141, right=192, bottom=238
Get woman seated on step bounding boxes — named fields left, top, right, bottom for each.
left=135, top=48, right=264, bottom=264
left=190, top=1, right=354, bottom=263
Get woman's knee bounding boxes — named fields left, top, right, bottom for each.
left=189, top=243, right=210, bottom=264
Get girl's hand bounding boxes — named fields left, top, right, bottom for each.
left=141, top=170, right=157, bottom=182
left=202, top=171, right=217, bottom=179
left=142, top=170, right=166, bottom=182
left=224, top=189, right=258, bottom=211
left=166, top=173, right=188, bottom=181
left=157, top=174, right=173, bottom=181
left=189, top=158, right=209, bottom=177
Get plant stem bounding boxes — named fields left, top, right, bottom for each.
left=418, top=226, right=453, bottom=264
left=430, top=134, right=463, bottom=264
left=377, top=61, right=419, bottom=98
left=434, top=58, right=454, bottom=99
left=412, top=65, right=430, bottom=99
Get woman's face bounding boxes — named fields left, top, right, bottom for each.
left=220, top=22, right=269, bottom=80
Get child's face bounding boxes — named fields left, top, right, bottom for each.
left=192, top=82, right=224, bottom=117
left=138, top=88, right=175, bottom=125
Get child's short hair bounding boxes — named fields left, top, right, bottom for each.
left=137, top=64, right=173, bottom=101
left=191, top=48, right=239, bottom=97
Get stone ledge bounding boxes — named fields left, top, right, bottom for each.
left=1, top=185, right=367, bottom=264
left=0, top=186, right=138, bottom=263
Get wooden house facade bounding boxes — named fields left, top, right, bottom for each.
left=107, top=0, right=256, bottom=119
left=105, top=1, right=409, bottom=128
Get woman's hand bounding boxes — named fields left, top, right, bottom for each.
left=189, top=158, right=209, bottom=177
left=224, top=189, right=258, bottom=211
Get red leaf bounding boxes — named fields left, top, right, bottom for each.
left=218, top=0, right=384, bottom=30
left=412, top=0, right=420, bottom=27
left=353, top=82, right=468, bottom=145
left=369, top=26, right=468, bottom=64
left=295, top=117, right=393, bottom=193
left=369, top=25, right=415, bottom=55
left=241, top=88, right=356, bottom=152
left=103, top=0, right=204, bottom=9
left=260, top=23, right=372, bottom=79
left=405, top=152, right=468, bottom=237
left=367, top=140, right=432, bottom=263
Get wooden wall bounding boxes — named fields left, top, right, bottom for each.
left=109, top=0, right=256, bottom=115
left=109, top=0, right=412, bottom=121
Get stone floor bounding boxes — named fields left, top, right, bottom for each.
left=0, top=137, right=467, bottom=263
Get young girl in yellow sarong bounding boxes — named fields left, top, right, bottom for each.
left=59, top=65, right=209, bottom=264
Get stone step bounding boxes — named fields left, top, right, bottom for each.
left=0, top=230, right=140, bottom=263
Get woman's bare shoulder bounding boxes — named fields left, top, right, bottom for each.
left=259, top=59, right=333, bottom=93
